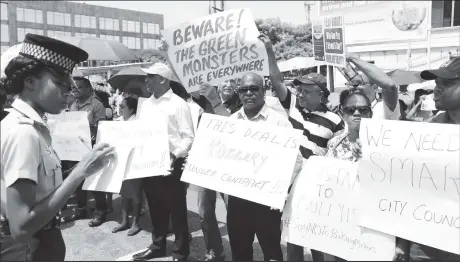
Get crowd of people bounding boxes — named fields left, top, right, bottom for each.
left=0, top=32, right=459, bottom=262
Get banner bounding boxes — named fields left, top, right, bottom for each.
left=83, top=119, right=170, bottom=193
left=282, top=156, right=395, bottom=261
left=47, top=111, right=91, bottom=161
left=358, top=119, right=460, bottom=255
left=161, top=9, right=269, bottom=92
left=181, top=113, right=302, bottom=209
left=318, top=1, right=429, bottom=45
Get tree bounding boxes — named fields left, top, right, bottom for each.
left=255, top=18, right=313, bottom=61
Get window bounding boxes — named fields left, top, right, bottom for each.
left=1, top=3, right=8, bottom=21
left=17, top=28, right=44, bottom=42
left=155, top=24, right=160, bottom=34
left=47, top=12, right=70, bottom=26
left=143, top=22, right=160, bottom=35
left=122, top=36, right=136, bottom=49
left=432, top=0, right=460, bottom=28
left=143, top=38, right=157, bottom=49
left=99, top=17, right=119, bottom=31
left=1, top=45, right=10, bottom=54
left=122, top=20, right=137, bottom=32
left=75, top=15, right=96, bottom=29
left=75, top=32, right=96, bottom=38
left=1, top=24, right=8, bottom=42
left=46, top=30, right=70, bottom=38
left=17, top=7, right=43, bottom=23
left=135, top=37, right=140, bottom=49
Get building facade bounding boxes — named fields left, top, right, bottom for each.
left=313, top=0, right=460, bottom=88
left=0, top=1, right=164, bottom=54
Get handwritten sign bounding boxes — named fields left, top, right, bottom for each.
left=358, top=119, right=460, bottom=255
left=181, top=113, right=302, bottom=209
left=282, top=156, right=395, bottom=260
left=83, top=119, right=170, bottom=193
left=161, top=9, right=269, bottom=92
left=323, top=16, right=346, bottom=67
left=47, top=111, right=91, bottom=161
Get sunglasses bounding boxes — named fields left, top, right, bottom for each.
left=238, top=85, right=261, bottom=94
left=342, top=106, right=372, bottom=115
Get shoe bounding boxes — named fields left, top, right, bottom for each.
left=132, top=249, right=165, bottom=261
left=63, top=208, right=87, bottom=223
left=88, top=215, right=106, bottom=227
left=203, top=250, right=225, bottom=261
left=112, top=223, right=129, bottom=233
left=127, top=225, right=141, bottom=236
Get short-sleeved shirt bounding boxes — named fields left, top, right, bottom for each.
left=1, top=99, right=62, bottom=219
left=280, top=89, right=345, bottom=158
left=69, top=95, right=106, bottom=127
left=371, top=99, right=400, bottom=120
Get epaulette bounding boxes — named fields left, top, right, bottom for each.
left=17, top=116, right=34, bottom=125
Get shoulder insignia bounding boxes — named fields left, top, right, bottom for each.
left=18, top=116, right=34, bottom=125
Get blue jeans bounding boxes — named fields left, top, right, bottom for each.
left=197, top=186, right=228, bottom=255
left=410, top=242, right=460, bottom=261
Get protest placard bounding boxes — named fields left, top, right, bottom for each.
left=421, top=94, right=436, bottom=111
left=282, top=156, right=395, bottom=261
left=82, top=119, right=169, bottom=193
left=323, top=16, right=346, bottom=67
left=161, top=9, right=269, bottom=92
left=181, top=113, right=302, bottom=209
left=47, top=111, right=91, bottom=161
left=358, top=119, right=460, bottom=255
left=312, top=19, right=325, bottom=62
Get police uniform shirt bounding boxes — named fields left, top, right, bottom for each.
left=1, top=99, right=62, bottom=218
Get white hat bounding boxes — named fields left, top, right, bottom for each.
left=141, top=63, right=173, bottom=80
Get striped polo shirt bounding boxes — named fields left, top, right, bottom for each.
left=280, top=89, right=345, bottom=159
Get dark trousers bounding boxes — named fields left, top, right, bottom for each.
left=1, top=228, right=65, bottom=261
left=227, top=196, right=283, bottom=261
left=197, top=187, right=228, bottom=255
left=142, top=158, right=190, bottom=260
left=287, top=243, right=325, bottom=261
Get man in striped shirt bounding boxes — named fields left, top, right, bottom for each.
left=261, top=34, right=344, bottom=261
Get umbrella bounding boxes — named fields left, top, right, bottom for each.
left=386, top=69, right=423, bottom=86
left=107, top=67, right=147, bottom=92
left=53, top=36, right=138, bottom=61
left=1, top=44, right=22, bottom=78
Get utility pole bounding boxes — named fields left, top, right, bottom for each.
left=304, top=1, right=313, bottom=23
left=209, top=0, right=225, bottom=14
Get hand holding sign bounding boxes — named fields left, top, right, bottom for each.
left=73, top=143, right=116, bottom=179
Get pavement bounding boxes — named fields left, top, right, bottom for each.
left=61, top=185, right=314, bottom=261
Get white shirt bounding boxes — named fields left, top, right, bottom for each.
left=371, top=99, right=400, bottom=120
left=139, top=89, right=194, bottom=158
left=186, top=99, right=203, bottom=133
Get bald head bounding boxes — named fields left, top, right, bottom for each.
left=241, top=73, right=264, bottom=87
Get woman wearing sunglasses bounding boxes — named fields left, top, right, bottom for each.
left=325, top=89, right=409, bottom=261
left=1, top=34, right=115, bottom=261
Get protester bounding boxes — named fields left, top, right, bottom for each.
left=261, top=33, right=345, bottom=261
left=227, top=72, right=302, bottom=261
left=407, top=56, right=460, bottom=261
left=325, top=89, right=410, bottom=261
left=112, top=96, right=143, bottom=236
left=0, top=33, right=114, bottom=261
left=63, top=76, right=109, bottom=227
left=132, top=63, right=194, bottom=261
left=216, top=79, right=243, bottom=114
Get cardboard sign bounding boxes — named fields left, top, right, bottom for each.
left=47, top=111, right=91, bottom=161
left=358, top=119, right=460, bottom=255
left=318, top=1, right=429, bottom=45
left=323, top=16, right=346, bottom=67
left=181, top=113, right=302, bottom=209
left=82, top=119, right=170, bottom=193
left=282, top=156, right=395, bottom=261
left=161, top=9, right=269, bottom=92
left=312, top=19, right=326, bottom=62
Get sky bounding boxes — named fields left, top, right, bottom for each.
left=72, top=1, right=310, bottom=28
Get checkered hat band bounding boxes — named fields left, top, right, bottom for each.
left=20, top=43, right=76, bottom=73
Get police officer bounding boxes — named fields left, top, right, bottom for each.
left=1, top=34, right=115, bottom=261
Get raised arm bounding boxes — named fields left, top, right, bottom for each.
left=259, top=34, right=289, bottom=102
left=347, top=56, right=399, bottom=111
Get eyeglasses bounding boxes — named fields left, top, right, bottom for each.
left=342, top=106, right=372, bottom=115
left=238, top=85, right=261, bottom=94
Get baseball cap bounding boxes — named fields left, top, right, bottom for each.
left=141, top=63, right=173, bottom=81
left=421, top=57, right=460, bottom=80
left=293, top=72, right=330, bottom=97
